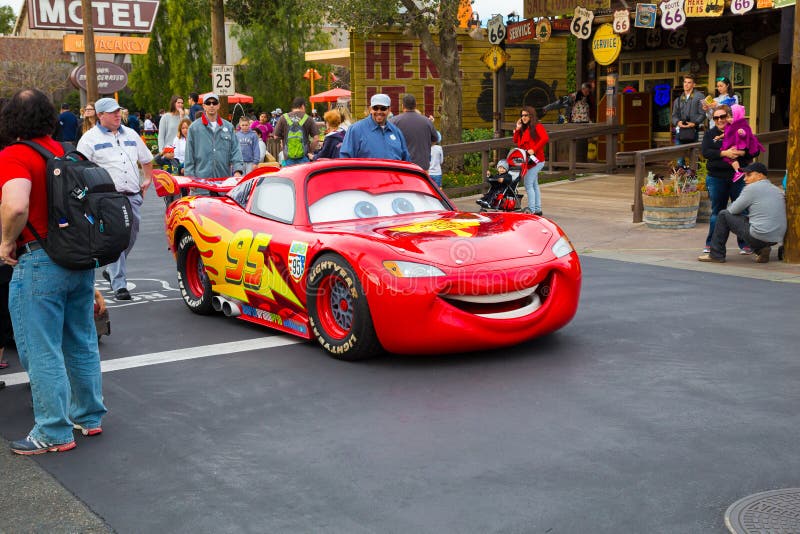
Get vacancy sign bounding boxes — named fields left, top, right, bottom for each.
left=27, top=0, right=160, bottom=33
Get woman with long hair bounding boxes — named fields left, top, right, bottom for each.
left=76, top=101, right=96, bottom=143
left=513, top=106, right=549, bottom=215
left=158, top=95, right=185, bottom=152
left=703, top=76, right=738, bottom=122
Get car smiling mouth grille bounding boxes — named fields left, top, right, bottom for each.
left=440, top=275, right=552, bottom=319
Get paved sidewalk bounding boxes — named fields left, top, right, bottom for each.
left=452, top=173, right=800, bottom=283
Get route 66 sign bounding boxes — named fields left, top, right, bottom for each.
left=571, top=7, right=594, bottom=40
left=730, top=0, right=755, bottom=14
left=487, top=14, right=506, bottom=45
left=660, top=0, right=686, bottom=30
left=666, top=27, right=688, bottom=48
left=645, top=28, right=662, bottom=48
left=613, top=10, right=630, bottom=33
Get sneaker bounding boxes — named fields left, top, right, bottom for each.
left=754, top=246, right=771, bottom=263
left=732, top=171, right=745, bottom=182
left=476, top=199, right=489, bottom=208
left=102, top=270, right=111, bottom=283
left=702, top=246, right=711, bottom=254
left=534, top=210, right=543, bottom=216
left=698, top=253, right=725, bottom=263
left=115, top=288, right=132, bottom=300
left=73, top=423, right=103, bottom=436
left=739, top=246, right=754, bottom=255
left=10, top=435, right=76, bottom=455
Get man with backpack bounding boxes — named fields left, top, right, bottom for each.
left=78, top=97, right=153, bottom=301
left=0, top=88, right=107, bottom=454
left=273, top=97, right=319, bottom=166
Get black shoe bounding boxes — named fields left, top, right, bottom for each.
left=534, top=210, right=543, bottom=216
left=476, top=199, right=489, bottom=208
left=102, top=270, right=111, bottom=283
left=115, top=288, right=132, bottom=300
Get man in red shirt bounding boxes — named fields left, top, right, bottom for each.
left=0, top=89, right=106, bottom=455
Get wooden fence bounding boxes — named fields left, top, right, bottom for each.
left=442, top=122, right=626, bottom=177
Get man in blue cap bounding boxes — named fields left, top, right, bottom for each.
left=698, top=162, right=786, bottom=264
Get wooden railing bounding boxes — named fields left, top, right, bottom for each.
left=623, top=129, right=789, bottom=223
left=442, top=122, right=626, bottom=177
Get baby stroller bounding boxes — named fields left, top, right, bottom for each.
left=478, top=147, right=528, bottom=212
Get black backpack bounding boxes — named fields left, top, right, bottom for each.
left=16, top=141, right=132, bottom=270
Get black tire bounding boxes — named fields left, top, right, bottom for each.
left=307, top=253, right=381, bottom=361
left=176, top=232, right=214, bottom=314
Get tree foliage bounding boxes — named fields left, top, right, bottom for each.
left=225, top=0, right=332, bottom=113
left=0, top=6, right=15, bottom=35
left=128, top=0, right=210, bottom=112
left=310, top=0, right=464, bottom=169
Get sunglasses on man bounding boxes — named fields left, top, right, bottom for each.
left=372, top=105, right=388, bottom=111
left=204, top=100, right=219, bottom=106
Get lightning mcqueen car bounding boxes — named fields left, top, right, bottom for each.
left=153, top=159, right=581, bottom=360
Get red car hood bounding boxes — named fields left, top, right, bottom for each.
left=314, top=211, right=556, bottom=267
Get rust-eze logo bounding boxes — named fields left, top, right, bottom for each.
left=27, top=0, right=160, bottom=34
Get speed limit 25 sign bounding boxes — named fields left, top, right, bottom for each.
left=212, top=65, right=235, bottom=96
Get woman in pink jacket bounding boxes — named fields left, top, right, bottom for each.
left=513, top=106, right=549, bottom=215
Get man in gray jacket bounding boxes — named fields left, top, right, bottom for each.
left=698, top=162, right=786, bottom=264
left=184, top=93, right=243, bottom=180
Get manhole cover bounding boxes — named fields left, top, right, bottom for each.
left=725, top=488, right=800, bottom=533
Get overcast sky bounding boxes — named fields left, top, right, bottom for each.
left=1, top=0, right=524, bottom=24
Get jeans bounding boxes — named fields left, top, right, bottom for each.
left=283, top=156, right=309, bottom=166
left=524, top=162, right=545, bottom=212
left=705, top=175, right=745, bottom=249
left=429, top=174, right=442, bottom=187
left=710, top=210, right=773, bottom=259
left=107, top=192, right=142, bottom=291
left=10, top=248, right=106, bottom=444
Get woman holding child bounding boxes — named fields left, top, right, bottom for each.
left=701, top=103, right=757, bottom=255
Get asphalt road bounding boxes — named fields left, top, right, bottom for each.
left=1, top=190, right=799, bottom=533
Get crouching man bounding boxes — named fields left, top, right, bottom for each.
left=698, top=162, right=786, bottom=264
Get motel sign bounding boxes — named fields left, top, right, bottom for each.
left=26, top=0, right=159, bottom=33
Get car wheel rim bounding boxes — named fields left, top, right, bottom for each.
left=185, top=246, right=206, bottom=297
left=318, top=274, right=353, bottom=339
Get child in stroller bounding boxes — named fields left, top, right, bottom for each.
left=477, top=159, right=513, bottom=209
left=476, top=148, right=527, bottom=211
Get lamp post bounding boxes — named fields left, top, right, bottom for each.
left=304, top=68, right=322, bottom=97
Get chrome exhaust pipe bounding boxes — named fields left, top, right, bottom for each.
left=212, top=296, right=242, bottom=317
left=222, top=299, right=241, bottom=317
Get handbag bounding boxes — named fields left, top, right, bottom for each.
left=678, top=127, right=697, bottom=142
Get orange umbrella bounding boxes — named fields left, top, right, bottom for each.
left=309, top=88, right=351, bottom=103
left=200, top=92, right=254, bottom=104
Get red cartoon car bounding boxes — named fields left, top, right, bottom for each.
left=153, top=159, right=581, bottom=360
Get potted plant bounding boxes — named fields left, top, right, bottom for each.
left=641, top=164, right=701, bottom=229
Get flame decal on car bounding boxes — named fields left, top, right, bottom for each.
left=169, top=209, right=304, bottom=309
left=387, top=218, right=481, bottom=237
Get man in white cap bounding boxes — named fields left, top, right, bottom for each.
left=184, top=92, right=244, bottom=181
left=77, top=97, right=153, bottom=300
left=340, top=94, right=410, bottom=161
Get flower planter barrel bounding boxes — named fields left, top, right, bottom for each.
left=696, top=190, right=711, bottom=223
left=642, top=193, right=700, bottom=229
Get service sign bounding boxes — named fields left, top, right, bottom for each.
left=591, top=23, right=621, bottom=66
left=507, top=19, right=535, bottom=43
left=69, top=60, right=128, bottom=93
left=27, top=0, right=159, bottom=33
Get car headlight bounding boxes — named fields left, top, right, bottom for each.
left=551, top=236, right=574, bottom=258
left=383, top=260, right=445, bottom=278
